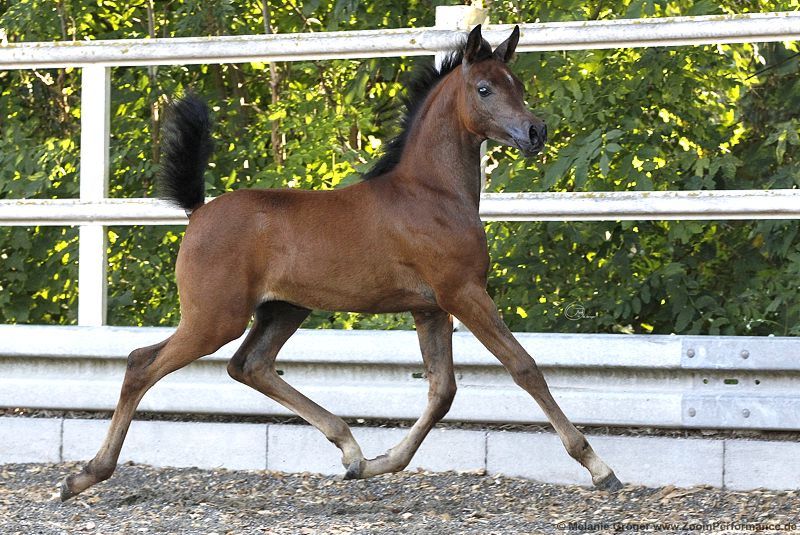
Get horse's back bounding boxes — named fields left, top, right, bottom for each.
left=175, top=185, right=437, bottom=313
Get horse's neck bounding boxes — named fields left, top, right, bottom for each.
left=395, top=78, right=483, bottom=208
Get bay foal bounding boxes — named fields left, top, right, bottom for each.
left=61, top=25, right=621, bottom=500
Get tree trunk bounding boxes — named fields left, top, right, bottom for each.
left=262, top=1, right=284, bottom=167
left=146, top=0, right=160, bottom=167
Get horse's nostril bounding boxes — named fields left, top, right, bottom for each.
left=529, top=125, right=539, bottom=144
left=529, top=123, right=546, bottom=147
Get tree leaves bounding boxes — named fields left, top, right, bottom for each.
left=2, top=0, right=799, bottom=335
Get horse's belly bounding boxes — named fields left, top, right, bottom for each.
left=259, top=267, right=439, bottom=313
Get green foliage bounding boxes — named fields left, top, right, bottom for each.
left=1, top=0, right=799, bottom=335
left=480, top=0, right=800, bottom=335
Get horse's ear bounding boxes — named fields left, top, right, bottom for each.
left=493, top=25, right=520, bottom=63
left=463, top=24, right=484, bottom=65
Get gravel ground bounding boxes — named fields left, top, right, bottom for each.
left=1, top=463, right=798, bottom=534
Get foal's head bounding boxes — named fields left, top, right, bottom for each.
left=458, top=25, right=546, bottom=156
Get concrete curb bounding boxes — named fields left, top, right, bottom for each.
left=1, top=417, right=797, bottom=491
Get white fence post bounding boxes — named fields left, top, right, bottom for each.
left=434, top=4, right=489, bottom=64
left=78, top=65, right=110, bottom=327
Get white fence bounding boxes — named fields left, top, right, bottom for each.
left=1, top=8, right=800, bottom=431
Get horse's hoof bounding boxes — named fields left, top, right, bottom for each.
left=59, top=479, right=77, bottom=502
left=595, top=472, right=623, bottom=492
left=343, top=459, right=364, bottom=480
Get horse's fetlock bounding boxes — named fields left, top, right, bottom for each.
left=86, top=459, right=116, bottom=482
left=565, top=437, right=591, bottom=461
left=328, top=421, right=354, bottom=447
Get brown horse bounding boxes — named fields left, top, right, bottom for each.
left=60, top=25, right=621, bottom=501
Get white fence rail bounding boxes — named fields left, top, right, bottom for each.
left=3, top=190, right=800, bottom=226
left=1, top=12, right=799, bottom=68
left=1, top=9, right=800, bottom=432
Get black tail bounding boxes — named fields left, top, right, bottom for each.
left=156, top=95, right=213, bottom=213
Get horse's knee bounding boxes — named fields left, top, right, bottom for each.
left=508, top=361, right=546, bottom=390
left=443, top=378, right=457, bottom=404
left=228, top=349, right=273, bottom=384
left=431, top=379, right=457, bottom=421
left=227, top=358, right=246, bottom=383
left=227, top=353, right=265, bottom=383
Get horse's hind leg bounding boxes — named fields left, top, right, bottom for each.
left=60, top=318, right=249, bottom=501
left=347, top=309, right=456, bottom=478
left=227, top=301, right=366, bottom=472
left=440, top=282, right=622, bottom=490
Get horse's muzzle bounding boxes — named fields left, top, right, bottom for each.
left=511, top=120, right=546, bottom=156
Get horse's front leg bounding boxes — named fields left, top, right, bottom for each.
left=346, top=309, right=456, bottom=478
left=227, top=301, right=366, bottom=472
left=439, top=282, right=622, bottom=490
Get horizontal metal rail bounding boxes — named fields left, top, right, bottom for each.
left=477, top=190, right=800, bottom=221
left=2, top=190, right=800, bottom=226
left=1, top=12, right=799, bottom=69
left=1, top=325, right=798, bottom=430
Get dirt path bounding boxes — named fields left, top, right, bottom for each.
left=1, top=462, right=797, bottom=534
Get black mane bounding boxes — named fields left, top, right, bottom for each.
left=362, top=38, right=492, bottom=180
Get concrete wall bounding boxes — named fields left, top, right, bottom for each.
left=2, top=416, right=797, bottom=491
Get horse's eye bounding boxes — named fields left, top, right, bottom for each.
left=478, top=86, right=491, bottom=97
